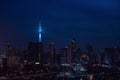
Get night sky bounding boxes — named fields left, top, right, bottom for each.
left=0, top=0, right=120, bottom=49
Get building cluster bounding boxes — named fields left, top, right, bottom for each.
left=24, top=38, right=120, bottom=68
left=0, top=43, right=21, bottom=71
left=0, top=23, right=120, bottom=71
left=0, top=39, right=120, bottom=71
left=0, top=39, right=120, bottom=68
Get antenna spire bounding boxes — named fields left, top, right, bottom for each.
left=39, top=22, right=42, bottom=42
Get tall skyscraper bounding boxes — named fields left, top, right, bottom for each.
left=71, top=38, right=77, bottom=64
left=5, top=42, right=12, bottom=56
left=49, top=43, right=56, bottom=67
left=67, top=45, right=72, bottom=65
left=60, top=47, right=68, bottom=65
left=38, top=23, right=43, bottom=64
left=60, top=45, right=71, bottom=65
left=27, top=23, right=43, bottom=64
left=38, top=42, right=43, bottom=64
left=5, top=42, right=12, bottom=66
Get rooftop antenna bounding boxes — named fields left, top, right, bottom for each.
left=39, top=22, right=42, bottom=42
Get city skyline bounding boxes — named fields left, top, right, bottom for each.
left=0, top=0, right=120, bottom=49
left=0, top=1, right=120, bottom=80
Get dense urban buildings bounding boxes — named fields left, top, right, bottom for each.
left=0, top=24, right=120, bottom=80
left=0, top=39, right=120, bottom=80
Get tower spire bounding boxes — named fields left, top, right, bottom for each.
left=39, top=22, right=42, bottom=42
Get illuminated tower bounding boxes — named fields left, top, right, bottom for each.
left=39, top=23, right=42, bottom=42
left=38, top=23, right=43, bottom=64
left=27, top=23, right=43, bottom=64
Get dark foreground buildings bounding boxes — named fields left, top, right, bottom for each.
left=25, top=42, right=43, bottom=64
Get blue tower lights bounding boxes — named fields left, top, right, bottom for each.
left=39, top=23, right=42, bottom=42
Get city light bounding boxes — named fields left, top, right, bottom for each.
left=39, top=23, right=42, bottom=42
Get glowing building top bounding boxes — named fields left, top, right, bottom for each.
left=39, top=23, right=42, bottom=42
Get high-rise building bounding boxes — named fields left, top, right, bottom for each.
left=60, top=45, right=71, bottom=65
left=42, top=52, right=49, bottom=65
left=26, top=23, right=43, bottom=64
left=38, top=42, right=43, bottom=63
left=67, top=45, right=72, bottom=65
left=5, top=42, right=11, bottom=57
left=49, top=43, right=56, bottom=67
left=56, top=53, right=61, bottom=66
left=60, top=47, right=68, bottom=65
left=71, top=38, right=76, bottom=51
left=71, top=38, right=77, bottom=64
left=38, top=23, right=43, bottom=64
left=4, top=42, right=12, bottom=68
left=27, top=42, right=43, bottom=63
